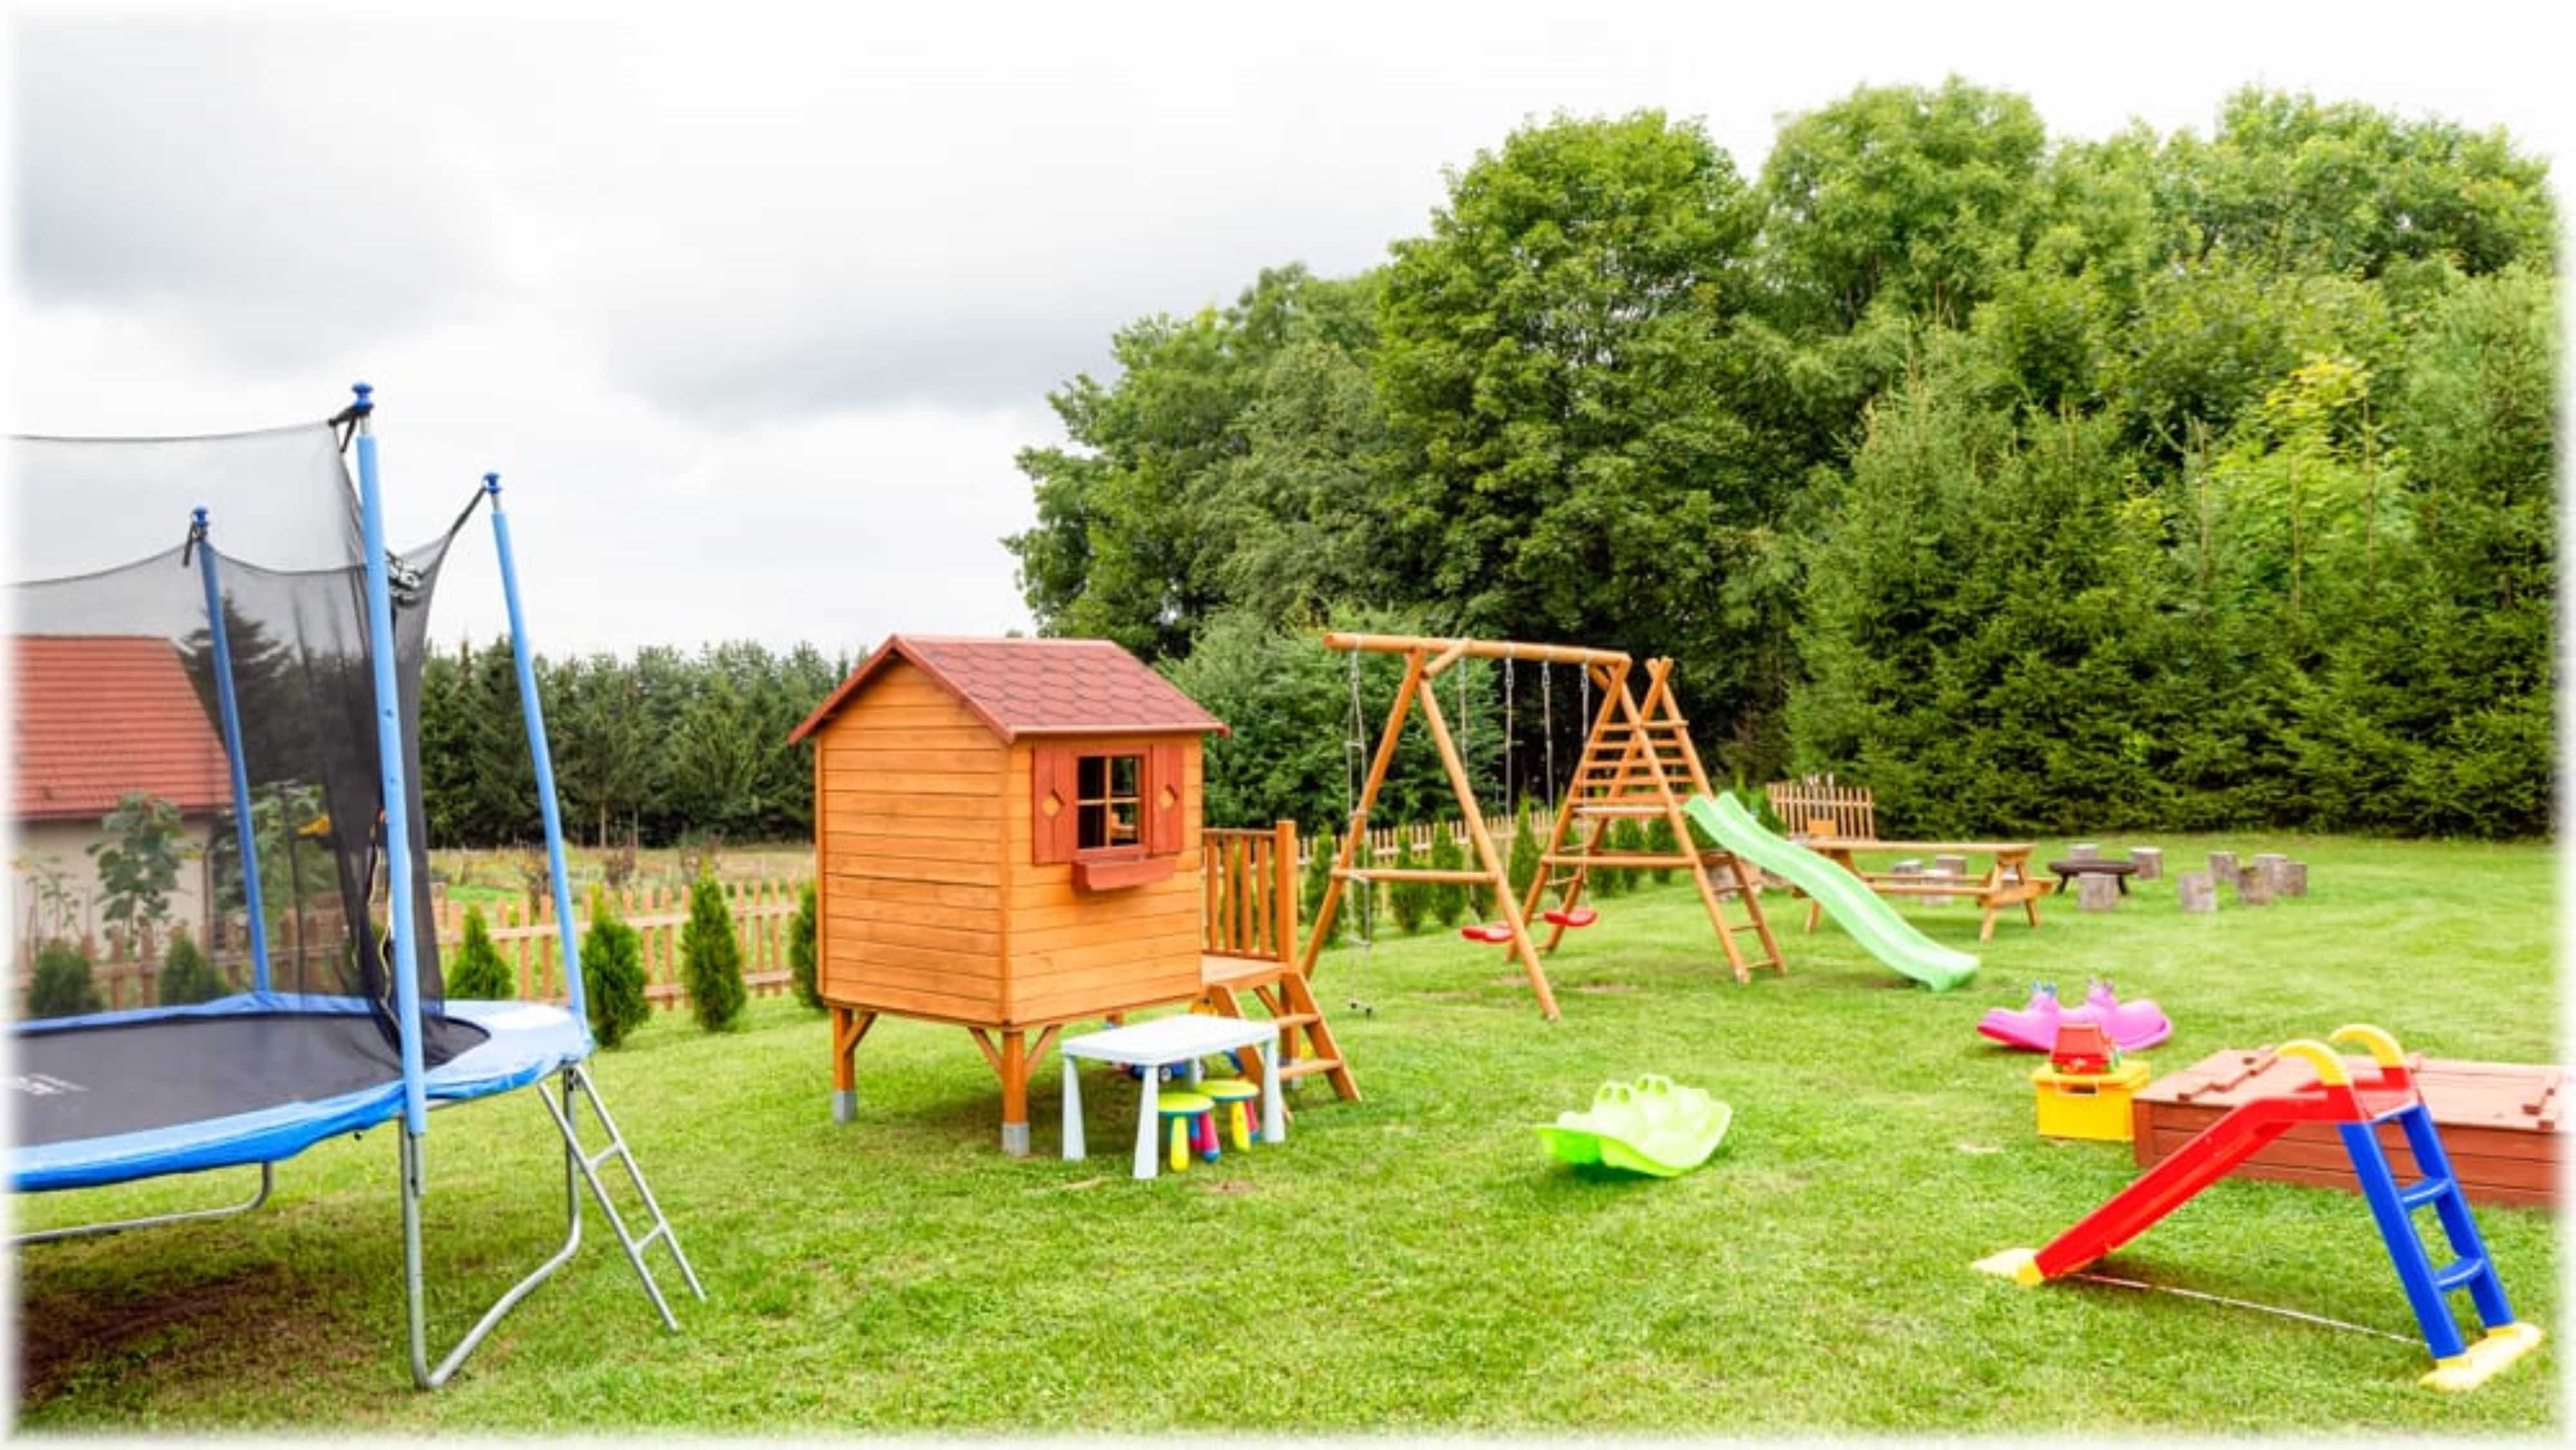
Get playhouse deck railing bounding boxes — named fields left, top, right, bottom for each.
left=1202, top=823, right=1298, bottom=966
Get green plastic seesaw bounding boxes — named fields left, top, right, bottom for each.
left=1535, top=1075, right=1733, bottom=1176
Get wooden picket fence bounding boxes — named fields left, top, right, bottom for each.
left=1763, top=774, right=1877, bottom=841
left=17, top=880, right=808, bottom=1015
left=1295, top=811, right=1525, bottom=868
left=431, top=879, right=804, bottom=1011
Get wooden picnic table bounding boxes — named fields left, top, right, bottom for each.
left=1796, top=838, right=2047, bottom=942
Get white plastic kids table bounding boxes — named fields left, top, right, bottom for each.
left=1058, top=1015, right=1285, bottom=1178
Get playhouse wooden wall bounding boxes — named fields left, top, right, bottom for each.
left=1003, top=736, right=1204, bottom=1025
left=813, top=659, right=1008, bottom=1024
left=813, top=657, right=1208, bottom=1029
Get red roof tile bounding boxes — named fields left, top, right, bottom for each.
left=789, top=635, right=1228, bottom=745
left=12, top=636, right=232, bottom=822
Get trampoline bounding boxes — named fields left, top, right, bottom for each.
left=9, top=386, right=701, bottom=1388
left=12, top=993, right=586, bottom=1192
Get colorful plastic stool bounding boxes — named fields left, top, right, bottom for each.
left=1156, top=1091, right=1216, bottom=1172
left=1197, top=1078, right=1260, bottom=1150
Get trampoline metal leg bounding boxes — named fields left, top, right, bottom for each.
left=401, top=1064, right=699, bottom=1389
left=403, top=1075, right=586, bottom=1390
left=11, top=1162, right=276, bottom=1247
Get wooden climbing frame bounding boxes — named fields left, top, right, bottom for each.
left=1296, top=634, right=1779, bottom=1020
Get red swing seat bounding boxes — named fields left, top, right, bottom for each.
left=1542, top=907, right=1598, bottom=929
left=1459, top=922, right=1516, bottom=945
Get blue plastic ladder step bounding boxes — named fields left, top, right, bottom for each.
left=2433, top=1257, right=2490, bottom=1293
left=2399, top=1177, right=2456, bottom=1210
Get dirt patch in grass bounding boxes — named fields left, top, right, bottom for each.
left=19, top=1260, right=355, bottom=1406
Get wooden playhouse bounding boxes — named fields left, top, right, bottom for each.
left=788, top=635, right=1355, bottom=1154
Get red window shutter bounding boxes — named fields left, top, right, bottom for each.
left=1031, top=744, right=1078, bottom=864
left=1145, top=740, right=1186, bottom=856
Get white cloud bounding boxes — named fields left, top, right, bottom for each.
left=9, top=0, right=2565, bottom=652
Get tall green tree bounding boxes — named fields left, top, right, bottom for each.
left=2154, top=88, right=2555, bottom=281
left=1376, top=110, right=1799, bottom=775
left=1005, top=266, right=1386, bottom=658
left=1757, top=78, right=2050, bottom=333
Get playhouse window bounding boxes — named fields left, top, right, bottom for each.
left=1075, top=752, right=1144, bottom=852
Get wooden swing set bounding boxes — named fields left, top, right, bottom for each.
left=1294, top=633, right=1782, bottom=1021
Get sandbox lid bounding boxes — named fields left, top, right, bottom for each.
left=2143, top=1051, right=2562, bottom=1131
left=2135, top=1050, right=2562, bottom=1209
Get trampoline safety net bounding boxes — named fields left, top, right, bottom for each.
left=9, top=419, right=471, bottom=1058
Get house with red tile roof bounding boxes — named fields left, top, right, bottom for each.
left=12, top=635, right=231, bottom=961
left=789, top=635, right=1353, bottom=1156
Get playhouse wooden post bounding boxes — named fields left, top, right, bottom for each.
left=830, top=1006, right=876, bottom=1124
left=999, top=1030, right=1030, bottom=1155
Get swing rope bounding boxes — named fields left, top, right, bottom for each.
left=1578, top=665, right=1591, bottom=798
left=1542, top=659, right=1556, bottom=818
left=1341, top=646, right=1375, bottom=1017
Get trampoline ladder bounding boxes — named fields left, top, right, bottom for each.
left=543, top=1062, right=706, bottom=1330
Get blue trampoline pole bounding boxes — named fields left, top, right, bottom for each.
left=191, top=508, right=272, bottom=995
left=351, top=383, right=430, bottom=1138
left=484, top=473, right=587, bottom=1027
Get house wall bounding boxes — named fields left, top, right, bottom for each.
left=813, top=659, right=1009, bottom=1024
left=9, top=814, right=218, bottom=961
left=1003, top=734, right=1204, bottom=1026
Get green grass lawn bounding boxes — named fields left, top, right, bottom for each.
left=12, top=834, right=2559, bottom=1432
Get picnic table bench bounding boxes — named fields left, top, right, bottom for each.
left=1796, top=838, right=2048, bottom=942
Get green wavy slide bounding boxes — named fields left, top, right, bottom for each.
left=1683, top=791, right=1979, bottom=992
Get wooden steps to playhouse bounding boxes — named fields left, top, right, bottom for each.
left=1197, top=962, right=1356, bottom=1100
left=2134, top=1050, right=2564, bottom=1209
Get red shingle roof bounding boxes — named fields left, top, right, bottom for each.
left=788, top=635, right=1227, bottom=745
left=13, top=636, right=232, bottom=822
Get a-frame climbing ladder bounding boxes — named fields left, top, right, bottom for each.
left=1518, top=656, right=1783, bottom=984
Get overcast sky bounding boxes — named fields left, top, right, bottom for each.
left=6, top=1, right=2566, bottom=659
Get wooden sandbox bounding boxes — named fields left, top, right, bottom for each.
left=2133, top=1049, right=2563, bottom=1209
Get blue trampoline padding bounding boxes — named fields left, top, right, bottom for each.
left=10, top=993, right=592, bottom=1193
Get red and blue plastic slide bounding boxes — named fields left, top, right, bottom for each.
left=1976, top=1024, right=2542, bottom=1393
